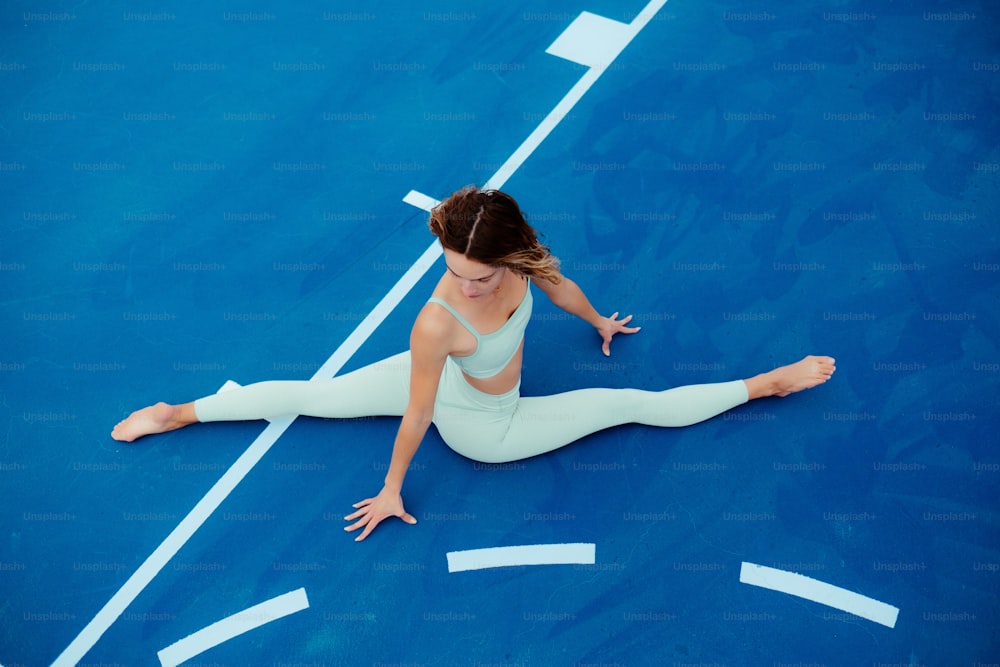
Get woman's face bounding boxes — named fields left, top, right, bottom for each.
left=442, top=248, right=506, bottom=300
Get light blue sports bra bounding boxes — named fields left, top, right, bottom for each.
left=427, top=284, right=533, bottom=379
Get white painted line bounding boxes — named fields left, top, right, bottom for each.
left=157, top=588, right=309, bottom=667
left=447, top=543, right=595, bottom=573
left=546, top=12, right=633, bottom=69
left=56, top=2, right=669, bottom=663
left=309, top=238, right=443, bottom=381
left=624, top=0, right=672, bottom=39
left=485, top=68, right=603, bottom=191
left=402, top=189, right=441, bottom=212
left=739, top=562, right=899, bottom=628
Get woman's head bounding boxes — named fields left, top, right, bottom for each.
left=429, top=186, right=561, bottom=284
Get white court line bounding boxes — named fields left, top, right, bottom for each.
left=739, top=562, right=900, bottom=628
left=53, top=3, right=668, bottom=664
left=447, top=543, right=596, bottom=573
left=51, top=415, right=293, bottom=667
left=484, top=0, right=668, bottom=191
left=157, top=588, right=309, bottom=667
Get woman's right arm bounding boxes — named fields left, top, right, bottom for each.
left=343, top=308, right=450, bottom=542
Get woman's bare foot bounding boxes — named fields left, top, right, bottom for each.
left=111, top=402, right=194, bottom=442
left=745, top=356, right=836, bottom=400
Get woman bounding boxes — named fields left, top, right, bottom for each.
left=112, top=186, right=836, bottom=541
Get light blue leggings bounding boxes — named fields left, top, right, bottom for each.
left=193, top=351, right=749, bottom=463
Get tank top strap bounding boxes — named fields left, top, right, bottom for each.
left=426, top=297, right=481, bottom=340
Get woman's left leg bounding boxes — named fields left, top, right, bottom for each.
left=440, top=355, right=835, bottom=464
left=462, top=381, right=749, bottom=464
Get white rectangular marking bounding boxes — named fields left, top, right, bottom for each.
left=157, top=588, right=309, bottom=667
left=447, top=543, right=595, bottom=573
left=546, top=11, right=633, bottom=69
left=739, top=562, right=899, bottom=628
left=402, top=190, right=441, bottom=212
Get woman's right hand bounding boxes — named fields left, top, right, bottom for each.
left=344, top=486, right=417, bottom=542
left=596, top=311, right=641, bottom=356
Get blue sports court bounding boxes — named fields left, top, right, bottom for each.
left=2, top=1, right=998, bottom=665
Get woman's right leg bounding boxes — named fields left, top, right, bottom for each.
left=111, top=352, right=412, bottom=442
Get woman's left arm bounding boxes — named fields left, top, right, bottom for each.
left=531, top=273, right=640, bottom=356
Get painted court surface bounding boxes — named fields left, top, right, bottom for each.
left=2, top=1, right=998, bottom=665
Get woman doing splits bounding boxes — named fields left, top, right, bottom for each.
left=112, top=186, right=836, bottom=541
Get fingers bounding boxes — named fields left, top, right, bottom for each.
left=610, top=313, right=640, bottom=331
left=343, top=516, right=369, bottom=534
left=343, top=498, right=374, bottom=521
left=343, top=500, right=417, bottom=541
left=343, top=500, right=375, bottom=535
left=616, top=314, right=640, bottom=333
left=601, top=312, right=642, bottom=356
left=355, top=520, right=378, bottom=542
left=344, top=511, right=382, bottom=542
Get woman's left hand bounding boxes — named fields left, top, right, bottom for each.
left=597, top=312, right=641, bottom=356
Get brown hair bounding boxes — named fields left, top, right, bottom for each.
left=428, top=186, right=562, bottom=284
